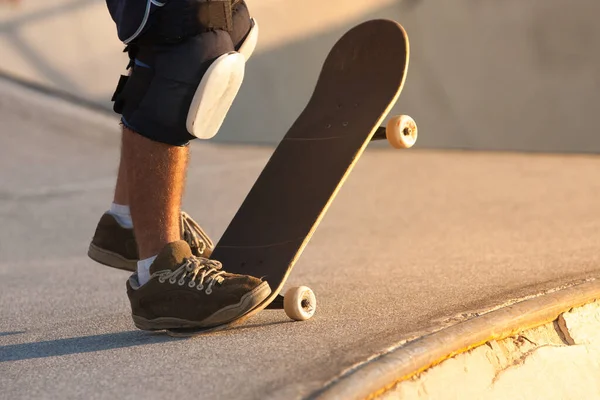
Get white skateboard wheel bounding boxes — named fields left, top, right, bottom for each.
left=283, top=286, right=316, bottom=321
left=386, top=115, right=418, bottom=149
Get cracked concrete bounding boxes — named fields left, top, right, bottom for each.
left=378, top=301, right=600, bottom=400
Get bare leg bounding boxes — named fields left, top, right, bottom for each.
left=113, top=132, right=129, bottom=206
left=123, top=127, right=188, bottom=259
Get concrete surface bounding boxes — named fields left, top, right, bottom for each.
left=379, top=301, right=600, bottom=400
left=2, top=74, right=600, bottom=399
left=1, top=0, right=600, bottom=152
left=313, top=278, right=600, bottom=399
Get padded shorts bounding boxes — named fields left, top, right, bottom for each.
left=112, top=1, right=253, bottom=146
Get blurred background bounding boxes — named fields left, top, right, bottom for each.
left=0, top=0, right=599, bottom=152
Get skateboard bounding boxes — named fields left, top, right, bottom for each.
left=167, top=18, right=417, bottom=337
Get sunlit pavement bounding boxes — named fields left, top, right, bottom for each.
left=2, top=78, right=600, bottom=399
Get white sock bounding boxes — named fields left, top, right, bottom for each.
left=109, top=203, right=133, bottom=229
left=137, top=255, right=157, bottom=286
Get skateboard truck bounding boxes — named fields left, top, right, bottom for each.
left=372, top=115, right=418, bottom=149
left=266, top=287, right=317, bottom=321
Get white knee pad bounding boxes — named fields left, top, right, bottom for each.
left=186, top=51, right=245, bottom=139
left=238, top=18, right=259, bottom=61
left=186, top=19, right=259, bottom=139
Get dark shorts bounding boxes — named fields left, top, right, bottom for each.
left=112, top=1, right=252, bottom=146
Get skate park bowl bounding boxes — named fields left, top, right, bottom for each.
left=1, top=1, right=600, bottom=399
left=315, top=282, right=600, bottom=400
left=1, top=0, right=600, bottom=152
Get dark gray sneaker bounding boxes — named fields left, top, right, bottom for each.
left=88, top=211, right=214, bottom=272
left=127, top=240, right=271, bottom=331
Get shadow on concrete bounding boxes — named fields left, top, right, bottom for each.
left=0, top=331, right=181, bottom=362
left=0, top=331, right=26, bottom=338
left=204, top=319, right=295, bottom=336
left=0, top=319, right=292, bottom=362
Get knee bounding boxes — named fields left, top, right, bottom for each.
left=112, top=30, right=239, bottom=147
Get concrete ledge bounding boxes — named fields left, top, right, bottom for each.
left=379, top=300, right=600, bottom=399
left=313, top=279, right=600, bottom=400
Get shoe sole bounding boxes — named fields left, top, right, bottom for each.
left=88, top=243, right=136, bottom=272
left=131, top=281, right=272, bottom=331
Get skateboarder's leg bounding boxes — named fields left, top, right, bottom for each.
left=97, top=29, right=234, bottom=279
left=110, top=135, right=131, bottom=227
left=121, top=1, right=259, bottom=261
left=117, top=121, right=270, bottom=331
left=110, top=128, right=186, bottom=263
left=90, top=130, right=213, bottom=272
left=123, top=128, right=187, bottom=262
left=89, top=1, right=258, bottom=271
left=89, top=1, right=271, bottom=330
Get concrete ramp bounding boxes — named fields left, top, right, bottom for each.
left=1, top=0, right=599, bottom=152
left=2, top=69, right=600, bottom=399
left=315, top=281, right=600, bottom=400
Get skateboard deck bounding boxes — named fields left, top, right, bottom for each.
left=167, top=18, right=412, bottom=337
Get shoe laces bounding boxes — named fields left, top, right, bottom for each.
left=180, top=212, right=213, bottom=255
left=156, top=257, right=225, bottom=295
